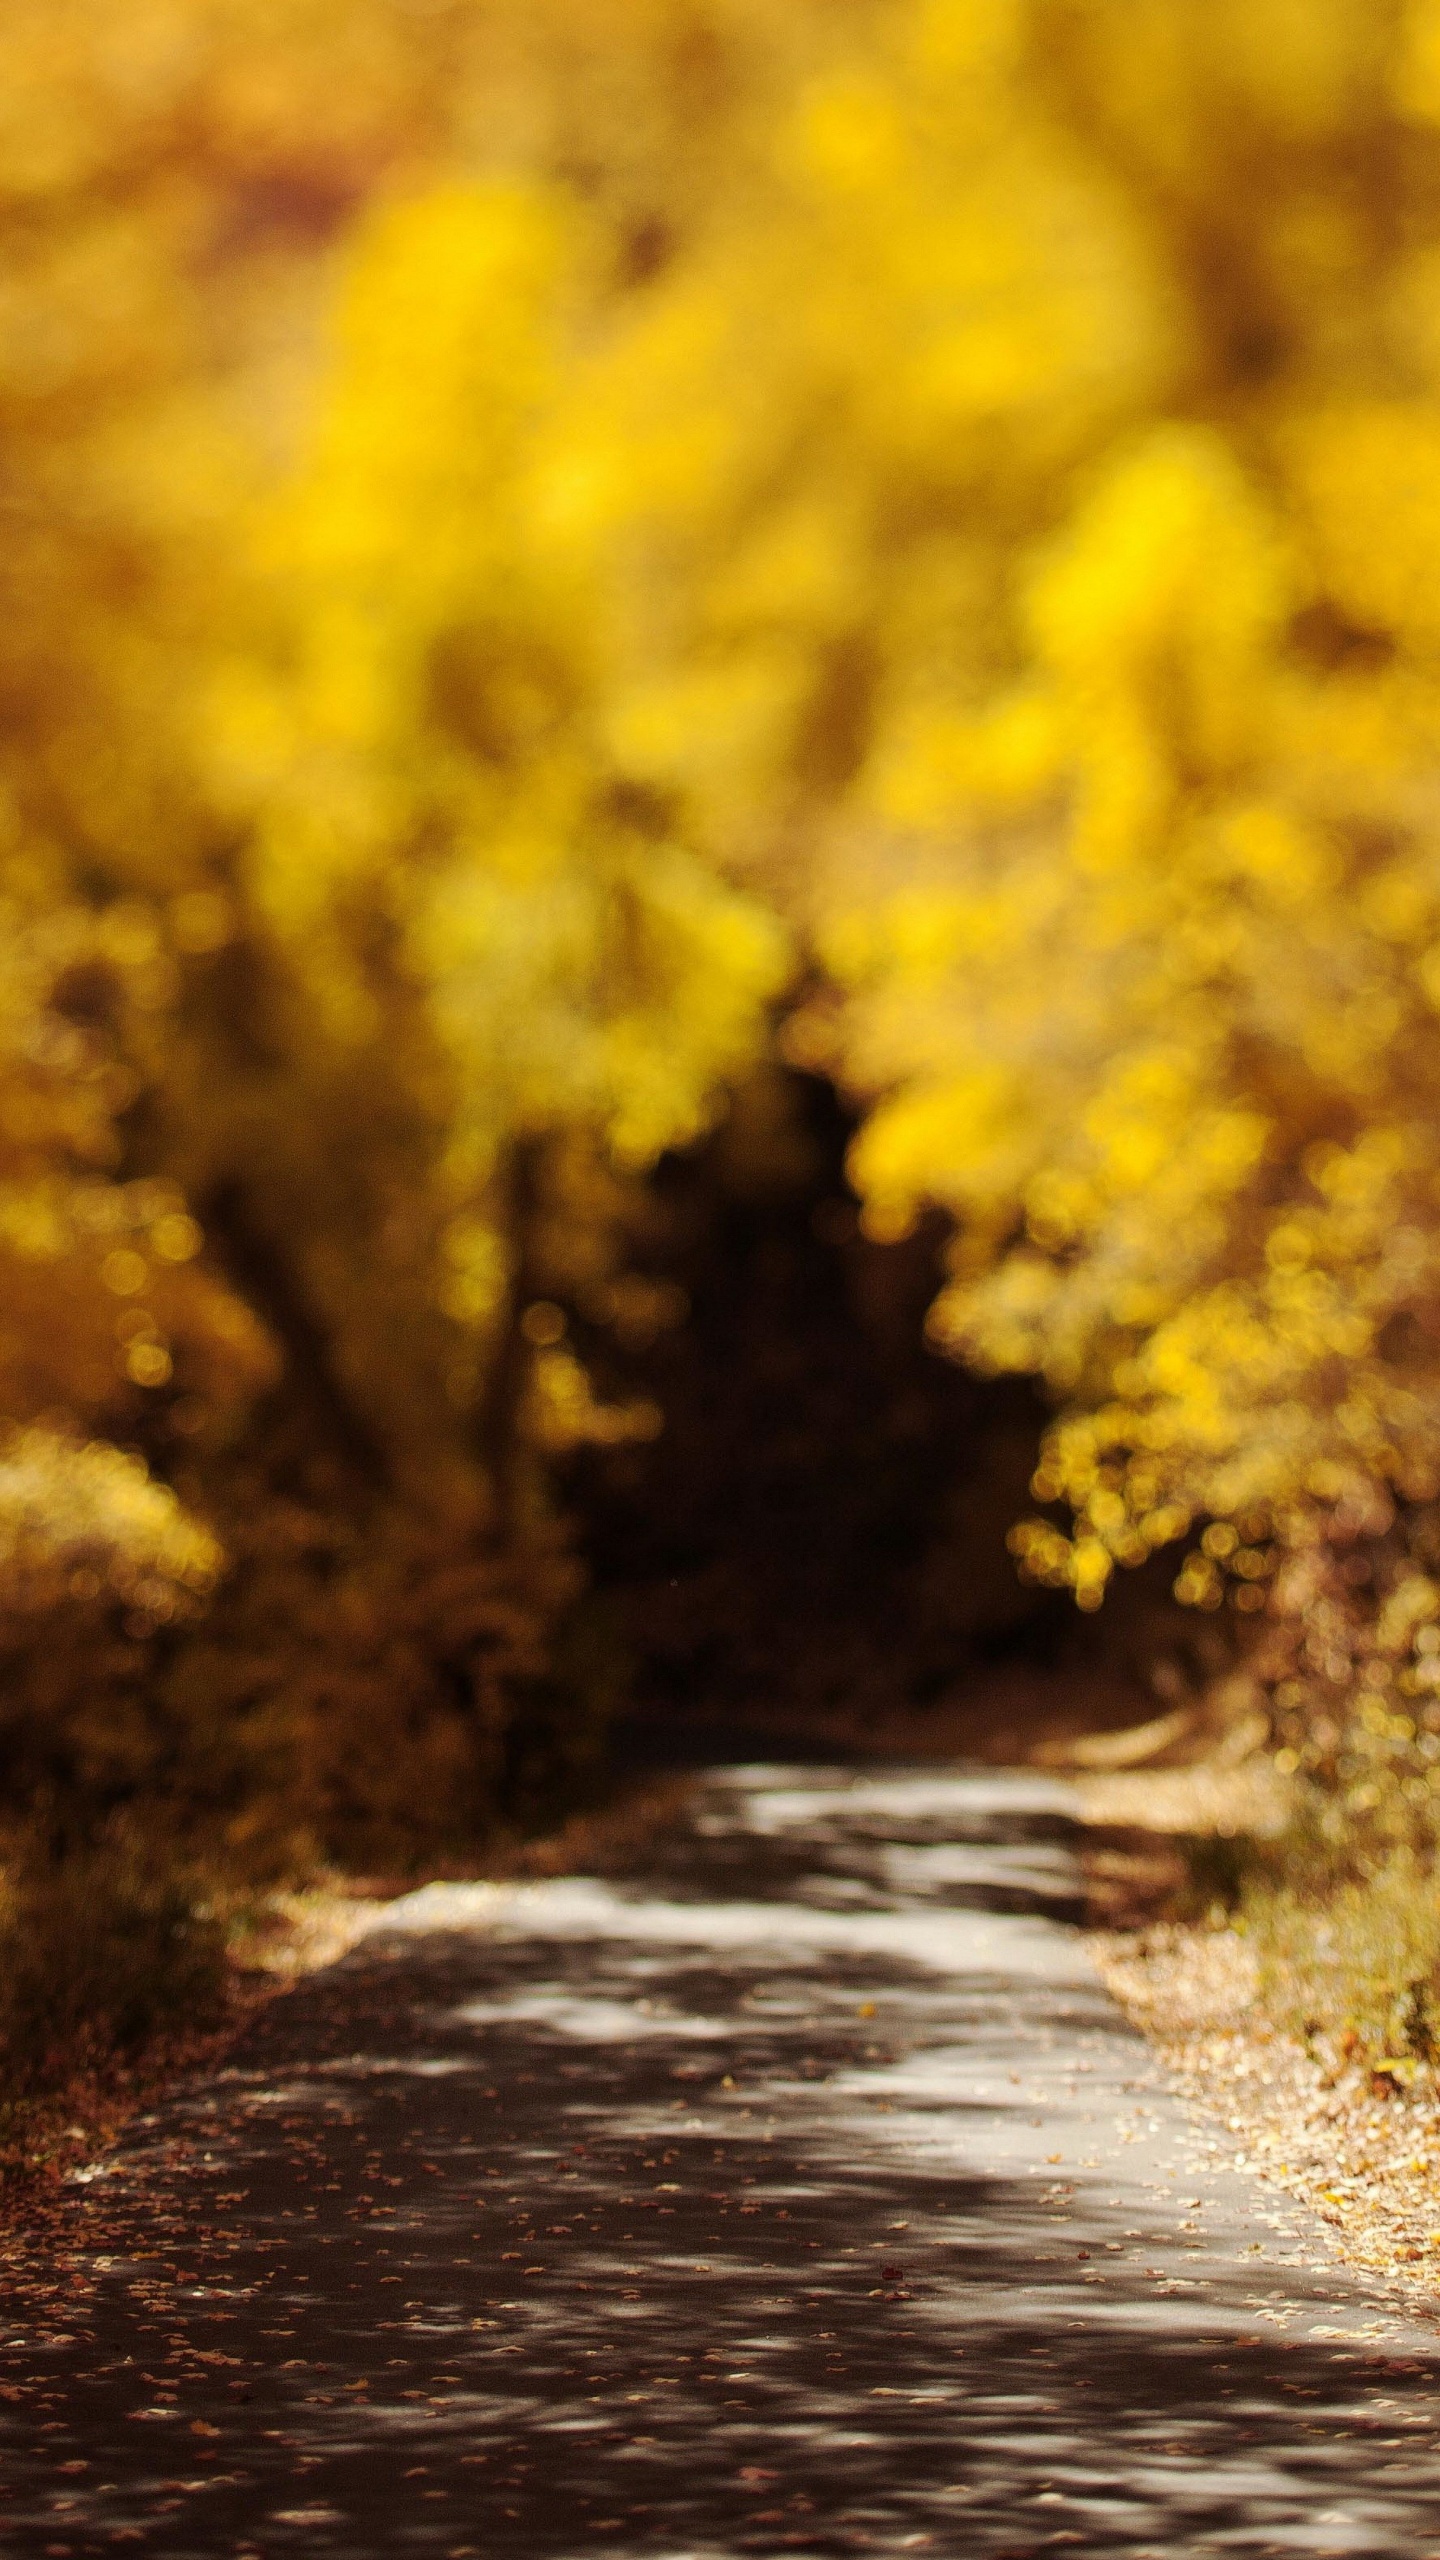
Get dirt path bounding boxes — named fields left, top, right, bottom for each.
left=5, top=1765, right=1440, bottom=2558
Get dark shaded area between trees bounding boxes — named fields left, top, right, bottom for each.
left=570, top=1070, right=1206, bottom=1768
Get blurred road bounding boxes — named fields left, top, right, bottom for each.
left=4, top=1765, right=1440, bottom=2557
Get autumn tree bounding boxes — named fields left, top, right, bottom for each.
left=0, top=0, right=846, bottom=1865
left=11, top=0, right=1440, bottom=1875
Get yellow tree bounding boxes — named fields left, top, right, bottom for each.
left=0, top=0, right=856, bottom=1536
left=475, top=0, right=1440, bottom=1800
left=218, top=182, right=788, bottom=1516
left=19, top=0, right=1440, bottom=1854
left=765, top=1, right=1440, bottom=1800
left=0, top=0, right=816, bottom=1861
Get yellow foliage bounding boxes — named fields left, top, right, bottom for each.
left=743, top=2, right=1440, bottom=1640
left=0, top=1428, right=220, bottom=1620
left=225, top=176, right=789, bottom=1490
left=11, top=0, right=1440, bottom=1863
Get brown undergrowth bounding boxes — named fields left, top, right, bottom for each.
left=1093, top=1921, right=1440, bottom=2308
left=1080, top=1754, right=1440, bottom=2313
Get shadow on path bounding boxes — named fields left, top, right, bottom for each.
left=3, top=1768, right=1440, bottom=2558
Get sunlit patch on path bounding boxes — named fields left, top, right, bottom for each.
left=2, top=1766, right=1440, bottom=2556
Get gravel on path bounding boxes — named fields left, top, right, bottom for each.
left=3, top=1764, right=1440, bottom=2559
